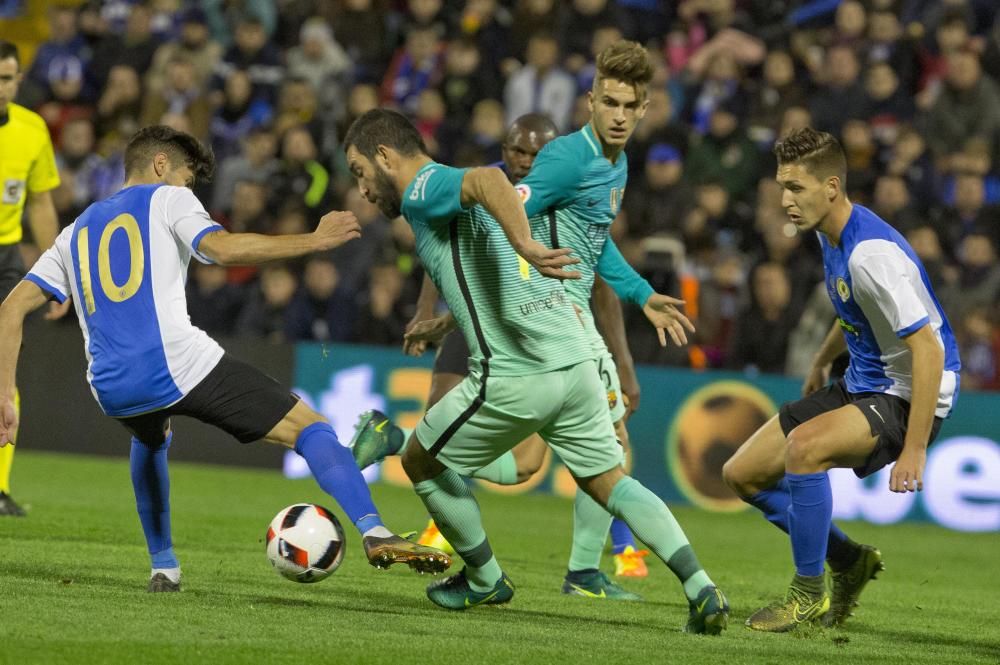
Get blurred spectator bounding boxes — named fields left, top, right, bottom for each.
left=329, top=187, right=391, bottom=294
left=270, top=125, right=334, bottom=221
left=864, top=8, right=919, bottom=93
left=414, top=88, right=446, bottom=157
left=354, top=263, right=409, bottom=345
left=381, top=24, right=444, bottom=115
left=511, top=0, right=559, bottom=60
left=89, top=0, right=159, bottom=88
left=924, top=49, right=1000, bottom=168
left=330, top=0, right=394, bottom=82
left=623, top=144, right=694, bottom=243
left=695, top=249, right=746, bottom=368
left=141, top=56, right=212, bottom=141
left=861, top=62, right=915, bottom=144
left=145, top=7, right=222, bottom=96
left=458, top=0, right=514, bottom=78
left=958, top=307, right=1000, bottom=390
left=687, top=51, right=745, bottom=135
left=286, top=18, right=352, bottom=125
left=949, top=232, right=1000, bottom=319
left=224, top=178, right=272, bottom=234
left=728, top=262, right=797, bottom=375
left=212, top=15, right=285, bottom=104
left=209, top=69, right=273, bottom=162
left=872, top=174, right=922, bottom=232
left=916, top=9, right=972, bottom=109
left=94, top=64, right=142, bottom=141
left=439, top=39, right=501, bottom=127
left=906, top=224, right=958, bottom=294
left=624, top=87, right=689, bottom=182
left=747, top=50, right=807, bottom=147
left=203, top=0, right=277, bottom=48
left=809, top=45, right=866, bottom=135
left=841, top=119, right=879, bottom=200
left=785, top=281, right=837, bottom=378
left=685, top=100, right=759, bottom=205
left=504, top=31, right=575, bottom=132
left=236, top=264, right=299, bottom=343
left=930, top=173, right=1000, bottom=256
left=25, top=5, right=92, bottom=105
left=559, top=0, right=621, bottom=71
left=35, top=64, right=91, bottom=147
left=211, top=126, right=280, bottom=214
left=272, top=78, right=329, bottom=152
left=884, top=125, right=937, bottom=208
left=186, top=262, right=245, bottom=336
left=450, top=98, right=505, bottom=167
left=286, top=255, right=357, bottom=342
left=53, top=116, right=102, bottom=224
left=573, top=23, right=624, bottom=93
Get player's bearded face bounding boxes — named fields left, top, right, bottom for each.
left=589, top=77, right=649, bottom=147
left=371, top=162, right=403, bottom=219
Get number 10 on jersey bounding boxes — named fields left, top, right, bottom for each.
left=77, top=214, right=145, bottom=315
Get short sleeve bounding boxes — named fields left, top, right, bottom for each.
left=24, top=226, right=72, bottom=302
left=401, top=164, right=467, bottom=227
left=850, top=245, right=929, bottom=337
left=27, top=127, right=60, bottom=194
left=517, top=142, right=583, bottom=217
left=157, top=186, right=224, bottom=264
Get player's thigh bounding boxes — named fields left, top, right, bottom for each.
left=597, top=351, right=628, bottom=424
left=784, top=404, right=878, bottom=473
left=416, top=371, right=551, bottom=477
left=115, top=410, right=171, bottom=447
left=510, top=433, right=547, bottom=481
left=428, top=331, right=469, bottom=408
left=427, top=372, right=465, bottom=410
left=722, top=415, right=788, bottom=495
left=173, top=354, right=302, bottom=446
left=540, top=361, right=623, bottom=480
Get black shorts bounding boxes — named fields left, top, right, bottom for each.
left=779, top=378, right=943, bottom=479
left=0, top=243, right=26, bottom=302
left=432, top=331, right=470, bottom=376
left=116, top=354, right=300, bottom=446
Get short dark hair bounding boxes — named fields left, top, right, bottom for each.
left=0, top=40, right=19, bottom=68
left=773, top=127, right=846, bottom=183
left=124, top=125, right=215, bottom=182
left=343, top=109, right=428, bottom=160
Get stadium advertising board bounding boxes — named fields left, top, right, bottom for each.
left=291, top=342, right=1000, bottom=533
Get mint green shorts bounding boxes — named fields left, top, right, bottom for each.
left=415, top=360, right=622, bottom=478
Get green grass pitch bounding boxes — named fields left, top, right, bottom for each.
left=2, top=451, right=998, bottom=665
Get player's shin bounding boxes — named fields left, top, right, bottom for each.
left=0, top=388, right=19, bottom=495
left=130, top=434, right=178, bottom=577
left=745, top=477, right=860, bottom=570
left=605, top=476, right=712, bottom=600
left=295, top=422, right=388, bottom=537
left=786, top=472, right=832, bottom=577
left=568, top=488, right=613, bottom=573
left=413, top=469, right=502, bottom=591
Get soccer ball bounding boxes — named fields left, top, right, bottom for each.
left=266, top=503, right=346, bottom=583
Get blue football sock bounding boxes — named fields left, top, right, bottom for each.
left=295, top=422, right=384, bottom=535
left=610, top=517, right=637, bottom=555
left=746, top=476, right=856, bottom=568
left=786, top=472, right=832, bottom=577
left=130, top=433, right=178, bottom=569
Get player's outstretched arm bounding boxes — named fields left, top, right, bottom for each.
left=404, top=312, right=457, bottom=357
left=0, top=281, right=50, bottom=445
left=596, top=238, right=694, bottom=346
left=592, top=276, right=640, bottom=415
left=198, top=210, right=361, bottom=266
left=460, top=167, right=580, bottom=280
left=891, top=324, right=944, bottom=493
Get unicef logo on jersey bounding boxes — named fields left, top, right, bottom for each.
left=836, top=277, right=851, bottom=302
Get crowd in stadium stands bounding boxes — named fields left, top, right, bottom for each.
left=6, top=0, right=1000, bottom=389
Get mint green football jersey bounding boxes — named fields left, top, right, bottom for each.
left=400, top=161, right=588, bottom=377
left=516, top=123, right=646, bottom=355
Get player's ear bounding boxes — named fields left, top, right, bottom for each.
left=586, top=89, right=594, bottom=114
left=826, top=176, right=840, bottom=201
left=152, top=152, right=170, bottom=178
left=374, top=144, right=392, bottom=172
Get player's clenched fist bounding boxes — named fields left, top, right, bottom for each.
left=315, top=211, right=362, bottom=250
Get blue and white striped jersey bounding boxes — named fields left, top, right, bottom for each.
left=820, top=204, right=960, bottom=417
left=26, top=184, right=225, bottom=416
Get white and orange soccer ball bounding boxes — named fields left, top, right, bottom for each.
left=266, top=503, right=346, bottom=583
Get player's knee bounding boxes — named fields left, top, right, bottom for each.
left=785, top=425, right=824, bottom=471
left=721, top=457, right=743, bottom=493
left=401, top=438, right=439, bottom=483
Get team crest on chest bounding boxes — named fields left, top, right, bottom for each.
left=836, top=277, right=850, bottom=302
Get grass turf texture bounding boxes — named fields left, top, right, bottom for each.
left=2, top=451, right=998, bottom=665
